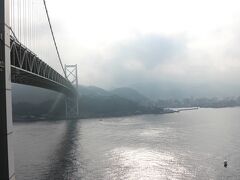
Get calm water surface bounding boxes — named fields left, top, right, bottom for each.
left=14, top=108, right=240, bottom=179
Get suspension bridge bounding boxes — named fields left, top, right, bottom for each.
left=0, top=0, right=79, bottom=179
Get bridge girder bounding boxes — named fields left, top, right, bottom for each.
left=10, top=37, right=76, bottom=96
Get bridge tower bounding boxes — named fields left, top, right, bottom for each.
left=65, top=64, right=79, bottom=119
left=0, top=0, right=15, bottom=179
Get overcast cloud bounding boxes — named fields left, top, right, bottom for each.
left=40, top=0, right=240, bottom=98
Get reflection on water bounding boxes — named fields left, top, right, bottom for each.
left=46, top=119, right=80, bottom=179
left=106, top=147, right=191, bottom=180
left=14, top=108, right=240, bottom=179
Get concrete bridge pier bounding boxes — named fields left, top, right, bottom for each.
left=0, top=0, right=15, bottom=179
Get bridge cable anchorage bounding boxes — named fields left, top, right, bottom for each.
left=42, top=0, right=67, bottom=78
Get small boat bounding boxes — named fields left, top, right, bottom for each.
left=224, top=160, right=228, bottom=168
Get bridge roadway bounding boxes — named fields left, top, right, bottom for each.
left=8, top=36, right=76, bottom=96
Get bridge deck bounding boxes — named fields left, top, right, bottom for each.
left=10, top=37, right=76, bottom=96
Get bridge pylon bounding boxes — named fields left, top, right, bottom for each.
left=65, top=64, right=79, bottom=119
left=0, top=0, right=15, bottom=179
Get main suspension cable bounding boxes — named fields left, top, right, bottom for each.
left=42, top=0, right=66, bottom=77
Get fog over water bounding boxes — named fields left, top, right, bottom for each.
left=14, top=108, right=240, bottom=179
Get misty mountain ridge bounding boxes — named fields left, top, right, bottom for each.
left=78, top=85, right=110, bottom=97
left=12, top=83, right=240, bottom=121
left=130, top=81, right=240, bottom=100
left=109, top=87, right=151, bottom=106
left=13, top=84, right=166, bottom=121
left=13, top=84, right=150, bottom=105
left=13, top=82, right=240, bottom=105
left=79, top=86, right=151, bottom=106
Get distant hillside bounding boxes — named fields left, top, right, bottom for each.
left=12, top=84, right=164, bottom=121
left=77, top=85, right=152, bottom=105
left=12, top=84, right=58, bottom=104
left=12, top=84, right=151, bottom=104
left=78, top=94, right=142, bottom=118
left=78, top=85, right=110, bottom=97
left=110, top=87, right=151, bottom=106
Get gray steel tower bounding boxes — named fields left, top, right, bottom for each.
left=65, top=64, right=79, bottom=119
left=0, top=0, right=15, bottom=179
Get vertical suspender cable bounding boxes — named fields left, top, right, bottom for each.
left=20, top=0, right=21, bottom=40
left=12, top=0, right=14, bottom=33
left=20, top=0, right=21, bottom=42
left=27, top=0, right=29, bottom=47
left=10, top=0, right=11, bottom=30
left=23, top=0, right=25, bottom=45
left=30, top=0, right=33, bottom=50
left=34, top=1, right=36, bottom=53
left=18, top=0, right=19, bottom=40
left=24, top=0, right=26, bottom=45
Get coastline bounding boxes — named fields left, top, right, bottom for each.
left=13, top=108, right=177, bottom=123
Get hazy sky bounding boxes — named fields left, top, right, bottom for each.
left=45, top=0, right=240, bottom=97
